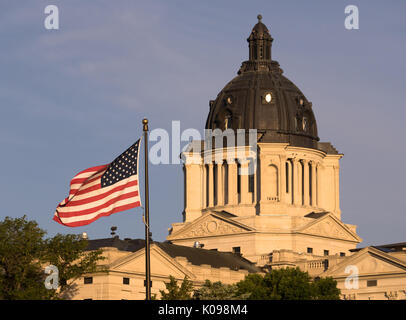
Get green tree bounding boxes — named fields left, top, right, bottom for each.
left=0, top=216, right=104, bottom=300
left=193, top=280, right=242, bottom=300
left=235, top=274, right=268, bottom=299
left=0, top=216, right=49, bottom=299
left=44, top=233, right=104, bottom=299
left=312, top=277, right=341, bottom=300
left=160, top=276, right=193, bottom=300
left=236, top=267, right=340, bottom=300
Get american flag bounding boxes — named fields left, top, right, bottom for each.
left=53, top=139, right=142, bottom=227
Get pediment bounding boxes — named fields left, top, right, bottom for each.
left=167, top=212, right=254, bottom=241
left=110, top=244, right=194, bottom=279
left=322, top=247, right=406, bottom=278
left=296, top=213, right=361, bottom=242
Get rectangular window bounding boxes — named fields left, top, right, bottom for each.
left=84, top=277, right=93, bottom=284
left=367, top=280, right=377, bottom=287
left=324, top=250, right=329, bottom=256
left=285, top=162, right=289, bottom=193
left=123, top=277, right=130, bottom=285
left=340, top=252, right=346, bottom=257
left=307, top=247, right=313, bottom=254
left=232, top=246, right=241, bottom=254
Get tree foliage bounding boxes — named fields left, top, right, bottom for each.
left=44, top=233, right=104, bottom=299
left=236, top=268, right=340, bottom=300
left=160, top=268, right=339, bottom=300
left=160, top=276, right=194, bottom=300
left=193, top=280, right=242, bottom=300
left=0, top=216, right=104, bottom=300
left=311, top=277, right=341, bottom=300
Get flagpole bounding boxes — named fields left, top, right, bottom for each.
left=142, top=118, right=151, bottom=301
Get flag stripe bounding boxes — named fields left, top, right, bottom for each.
left=54, top=202, right=140, bottom=227
left=69, top=165, right=108, bottom=185
left=56, top=194, right=140, bottom=219
left=60, top=184, right=139, bottom=210
left=69, top=170, right=107, bottom=192
left=68, top=179, right=138, bottom=202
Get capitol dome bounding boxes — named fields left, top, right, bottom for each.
left=205, top=15, right=319, bottom=149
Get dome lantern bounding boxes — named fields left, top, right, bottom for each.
left=248, top=14, right=274, bottom=62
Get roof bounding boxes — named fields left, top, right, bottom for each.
left=212, top=210, right=237, bottom=219
left=86, top=237, right=261, bottom=273
left=304, top=211, right=329, bottom=219
left=86, top=237, right=146, bottom=252
left=350, top=242, right=406, bottom=253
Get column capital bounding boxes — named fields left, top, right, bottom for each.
left=291, top=157, right=299, bottom=164
left=236, top=158, right=250, bottom=166
left=300, top=159, right=309, bottom=165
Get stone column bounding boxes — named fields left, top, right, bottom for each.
left=240, top=159, right=250, bottom=204
left=316, top=163, right=323, bottom=209
left=223, top=162, right=228, bottom=205
left=184, top=162, right=202, bottom=222
left=298, top=160, right=303, bottom=205
left=253, top=158, right=258, bottom=204
left=279, top=156, right=287, bottom=204
left=302, top=160, right=310, bottom=206
left=217, top=163, right=224, bottom=206
left=292, top=158, right=300, bottom=206
left=334, top=165, right=340, bottom=213
left=310, top=161, right=317, bottom=207
left=202, top=164, right=207, bottom=208
left=227, top=159, right=238, bottom=205
left=208, top=162, right=214, bottom=207
left=286, top=160, right=292, bottom=204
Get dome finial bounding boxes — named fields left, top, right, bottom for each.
left=257, top=14, right=262, bottom=22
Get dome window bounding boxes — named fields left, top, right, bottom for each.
left=263, top=92, right=272, bottom=104
left=224, top=112, right=232, bottom=130
left=302, top=116, right=308, bottom=131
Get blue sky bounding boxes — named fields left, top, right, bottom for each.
left=0, top=1, right=405, bottom=246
